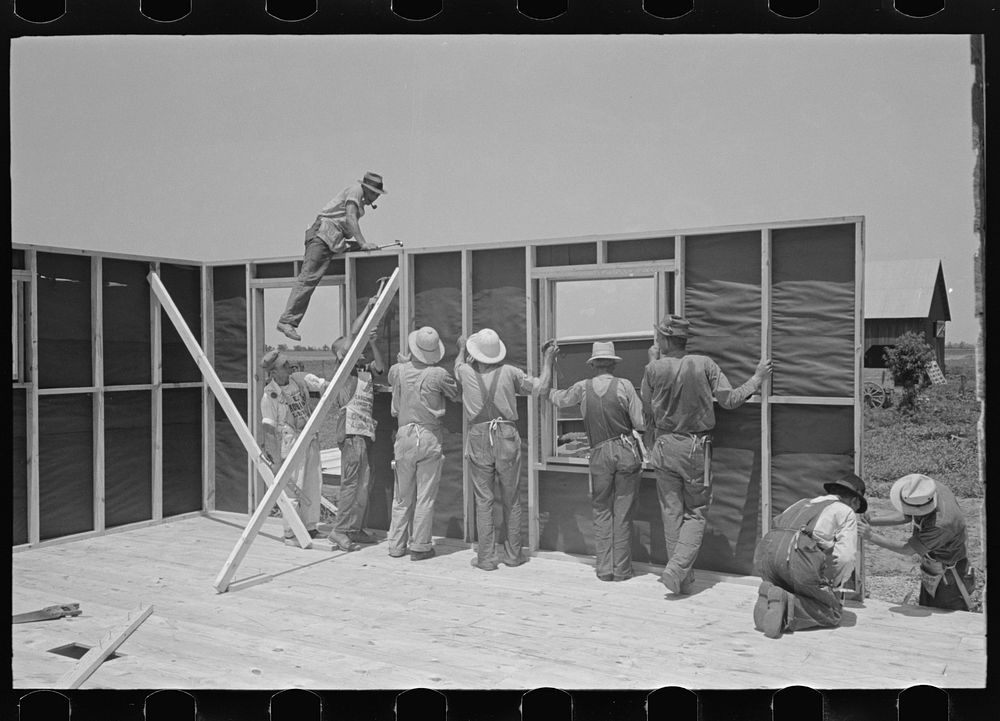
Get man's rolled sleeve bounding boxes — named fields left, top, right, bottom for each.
left=548, top=381, right=585, bottom=408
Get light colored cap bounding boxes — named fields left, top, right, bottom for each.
left=261, top=350, right=291, bottom=371
left=655, top=314, right=690, bottom=338
left=890, top=474, right=938, bottom=517
left=408, top=326, right=445, bottom=364
left=466, top=328, right=507, bottom=364
left=587, top=341, right=622, bottom=364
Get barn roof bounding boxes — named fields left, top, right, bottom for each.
left=864, top=258, right=951, bottom=320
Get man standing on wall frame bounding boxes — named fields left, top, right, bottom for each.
left=642, top=314, right=772, bottom=595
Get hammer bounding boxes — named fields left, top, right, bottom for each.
left=367, top=240, right=404, bottom=252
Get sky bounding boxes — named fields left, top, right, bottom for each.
left=10, top=35, right=979, bottom=342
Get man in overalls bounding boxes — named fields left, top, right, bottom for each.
left=454, top=329, right=556, bottom=571
left=543, top=341, right=647, bottom=582
left=304, top=320, right=385, bottom=552
left=752, top=474, right=868, bottom=639
left=259, top=350, right=323, bottom=545
left=385, top=326, right=462, bottom=561
left=859, top=474, right=975, bottom=611
left=641, top=314, right=772, bottom=595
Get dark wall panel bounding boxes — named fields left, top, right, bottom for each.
left=432, top=404, right=466, bottom=539
left=103, top=258, right=151, bottom=386
left=254, top=262, right=295, bottom=279
left=213, top=265, right=248, bottom=383
left=606, top=236, right=675, bottom=263
left=771, top=224, right=856, bottom=397
left=13, top=389, right=28, bottom=545
left=367, top=393, right=396, bottom=531
left=472, top=248, right=526, bottom=368
left=354, top=256, right=400, bottom=366
left=162, top=389, right=203, bottom=516
left=39, top=395, right=93, bottom=540
left=104, top=392, right=153, bottom=528
left=535, top=243, right=597, bottom=267
left=160, top=264, right=202, bottom=383
left=770, top=404, right=855, bottom=516
left=215, top=390, right=248, bottom=514
left=412, top=252, right=462, bottom=367
left=12, top=248, right=25, bottom=270
left=37, top=253, right=92, bottom=389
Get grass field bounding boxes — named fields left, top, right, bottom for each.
left=862, top=347, right=984, bottom=610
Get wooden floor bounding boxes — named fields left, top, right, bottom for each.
left=12, top=513, right=987, bottom=690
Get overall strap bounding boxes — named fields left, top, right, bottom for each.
left=470, top=368, right=505, bottom=424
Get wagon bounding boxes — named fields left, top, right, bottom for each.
left=863, top=367, right=895, bottom=408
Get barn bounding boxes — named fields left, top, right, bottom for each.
left=863, top=258, right=951, bottom=372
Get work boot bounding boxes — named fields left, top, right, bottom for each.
left=597, top=573, right=614, bottom=582
left=614, top=570, right=634, bottom=582
left=660, top=567, right=695, bottom=595
left=328, top=532, right=359, bottom=552
left=470, top=557, right=499, bottom=572
left=349, top=530, right=378, bottom=545
left=753, top=581, right=773, bottom=630
left=307, top=529, right=322, bottom=539
left=500, top=552, right=525, bottom=568
left=276, top=322, right=301, bottom=342
left=388, top=548, right=407, bottom=558
left=283, top=533, right=299, bottom=547
left=410, top=548, right=436, bottom=562
left=762, top=586, right=789, bottom=639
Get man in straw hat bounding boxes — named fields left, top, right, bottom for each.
left=859, top=474, right=975, bottom=611
left=455, top=329, right=557, bottom=571
left=259, top=349, right=324, bottom=546
left=642, top=314, right=772, bottom=595
left=385, top=326, right=462, bottom=561
left=542, top=341, right=647, bottom=582
left=752, top=473, right=868, bottom=639
left=301, top=302, right=386, bottom=552
left=276, top=172, right=386, bottom=341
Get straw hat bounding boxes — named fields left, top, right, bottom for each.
left=823, top=472, right=868, bottom=514
left=587, top=341, right=622, bottom=364
left=466, top=329, right=506, bottom=364
left=408, top=326, right=445, bottom=364
left=890, top=474, right=938, bottom=517
left=655, top=314, right=690, bottom=338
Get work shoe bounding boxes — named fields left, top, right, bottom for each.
left=328, top=533, right=359, bottom=552
left=762, top=586, right=789, bottom=639
left=283, top=534, right=299, bottom=547
left=410, top=549, right=436, bottom=562
left=597, top=573, right=614, bottom=582
left=276, top=322, right=301, bottom=341
left=753, top=581, right=773, bottom=630
left=614, top=571, right=634, bottom=582
left=349, top=530, right=378, bottom=544
left=470, top=557, right=499, bottom=572
left=500, top=553, right=526, bottom=568
left=660, top=567, right=695, bottom=595
left=388, top=548, right=407, bottom=558
left=307, top=529, right=322, bottom=539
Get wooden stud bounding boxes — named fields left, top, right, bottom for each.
left=251, top=282, right=266, bottom=509
left=92, top=256, right=105, bottom=533
left=596, top=239, right=607, bottom=264
left=210, top=269, right=401, bottom=593
left=151, top=262, right=163, bottom=522
left=530, top=260, right=674, bottom=280
left=760, top=229, right=773, bottom=534
left=249, top=276, right=342, bottom=290
left=148, top=271, right=313, bottom=553
left=674, top=235, right=686, bottom=317
left=27, top=249, right=40, bottom=546
left=525, top=245, right=539, bottom=553
left=201, top=265, right=216, bottom=513
left=766, top=396, right=855, bottom=406
left=854, top=218, right=867, bottom=600
left=461, top=249, right=474, bottom=542
left=56, top=604, right=154, bottom=689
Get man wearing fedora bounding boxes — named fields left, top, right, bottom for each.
left=455, top=329, right=557, bottom=571
left=752, top=474, right=868, bottom=639
left=543, top=341, right=647, bottom=582
left=259, top=349, right=324, bottom=546
left=276, top=172, right=386, bottom=342
left=642, top=314, right=772, bottom=595
left=859, top=474, right=974, bottom=611
left=385, top=326, right=462, bottom=561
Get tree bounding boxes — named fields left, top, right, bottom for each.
left=884, top=331, right=934, bottom=413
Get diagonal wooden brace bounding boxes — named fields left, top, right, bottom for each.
left=148, top=272, right=313, bottom=549
left=212, top=268, right=401, bottom=593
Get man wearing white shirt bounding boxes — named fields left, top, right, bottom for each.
left=752, top=473, right=868, bottom=639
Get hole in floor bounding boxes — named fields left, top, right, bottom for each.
left=47, top=643, right=124, bottom=661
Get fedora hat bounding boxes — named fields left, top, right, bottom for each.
left=408, top=326, right=445, bottom=364
left=655, top=314, right=690, bottom=338
left=466, top=329, right=506, bottom=364
left=823, top=472, right=868, bottom=514
left=587, top=341, right=622, bottom=364
left=359, top=171, right=387, bottom=195
left=261, top=349, right=291, bottom=372
left=890, top=474, right=938, bottom=517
